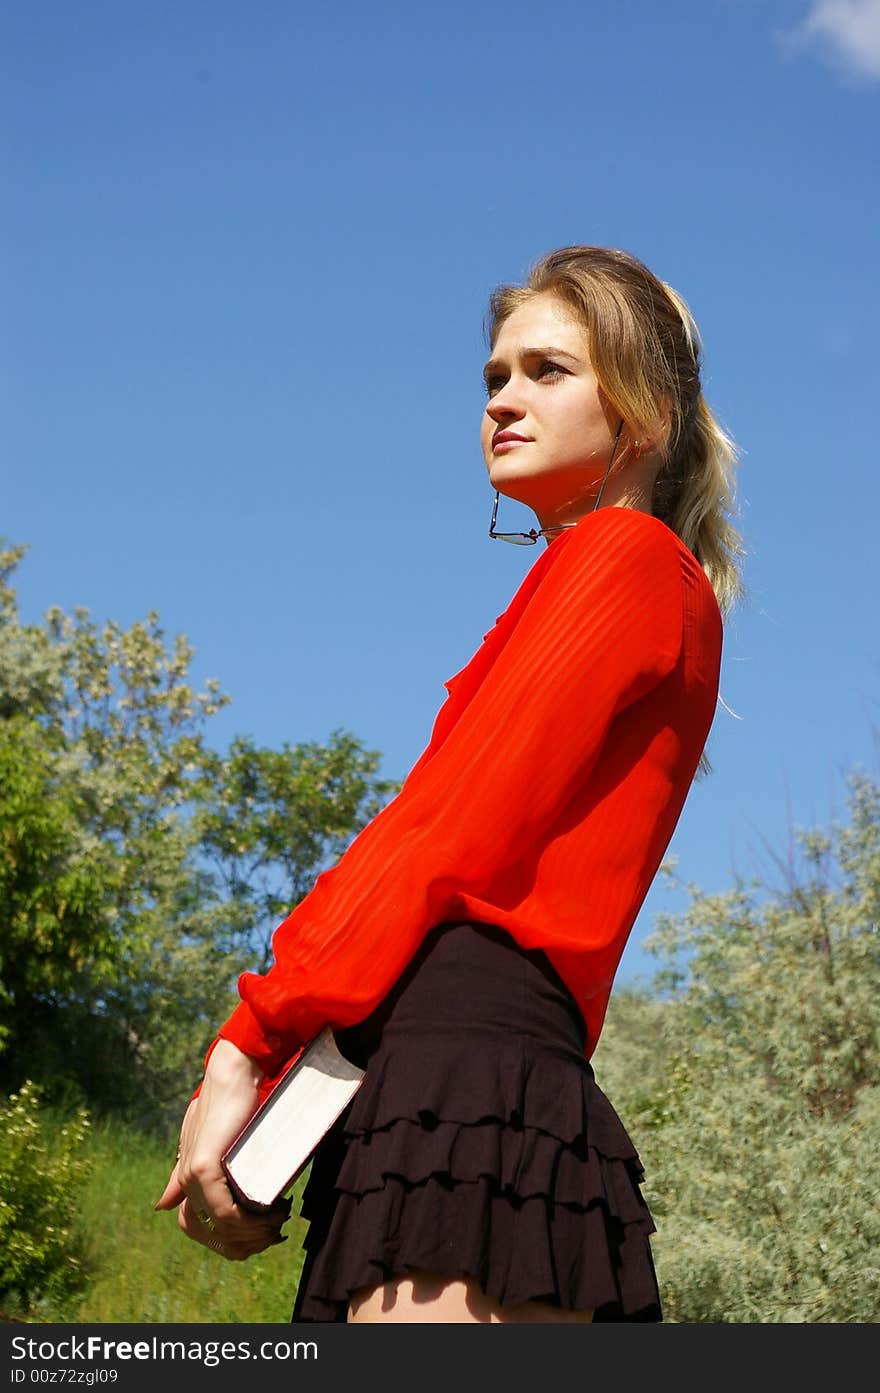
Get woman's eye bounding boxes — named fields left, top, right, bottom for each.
left=482, top=362, right=566, bottom=396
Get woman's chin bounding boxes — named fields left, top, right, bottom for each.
left=488, top=470, right=538, bottom=506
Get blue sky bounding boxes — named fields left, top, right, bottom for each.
left=4, top=0, right=879, bottom=993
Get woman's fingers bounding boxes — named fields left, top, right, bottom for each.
left=178, top=1193, right=288, bottom=1260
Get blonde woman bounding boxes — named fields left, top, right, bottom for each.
left=157, top=245, right=745, bottom=1323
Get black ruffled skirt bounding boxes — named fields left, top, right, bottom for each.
left=290, top=921, right=662, bottom=1322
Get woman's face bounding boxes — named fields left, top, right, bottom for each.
left=480, top=291, right=649, bottom=530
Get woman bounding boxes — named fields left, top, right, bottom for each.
left=156, top=244, right=745, bottom=1323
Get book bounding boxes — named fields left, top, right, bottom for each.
left=221, top=1025, right=365, bottom=1212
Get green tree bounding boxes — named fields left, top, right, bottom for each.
left=191, top=733, right=398, bottom=976
left=0, top=541, right=399, bottom=1128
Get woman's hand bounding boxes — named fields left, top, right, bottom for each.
left=154, top=1039, right=292, bottom=1260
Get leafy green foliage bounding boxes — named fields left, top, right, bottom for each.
left=594, top=768, right=880, bottom=1322
left=0, top=714, right=123, bottom=1023
left=191, top=732, right=399, bottom=976
left=0, top=540, right=400, bottom=1128
left=0, top=1082, right=92, bottom=1314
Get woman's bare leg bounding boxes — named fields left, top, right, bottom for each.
left=347, top=1271, right=593, bottom=1323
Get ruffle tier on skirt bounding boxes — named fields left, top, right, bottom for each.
left=290, top=922, right=662, bottom=1323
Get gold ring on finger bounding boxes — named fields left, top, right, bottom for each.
left=208, top=1237, right=225, bottom=1254
left=196, top=1209, right=216, bottom=1231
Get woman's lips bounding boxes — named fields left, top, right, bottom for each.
left=492, top=436, right=532, bottom=454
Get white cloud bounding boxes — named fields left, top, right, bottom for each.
left=786, top=1, right=880, bottom=81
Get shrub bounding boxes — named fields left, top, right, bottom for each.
left=0, top=1081, right=92, bottom=1314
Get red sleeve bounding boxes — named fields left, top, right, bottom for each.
left=215, top=507, right=684, bottom=1075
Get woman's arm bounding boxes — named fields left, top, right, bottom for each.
left=207, top=506, right=685, bottom=1077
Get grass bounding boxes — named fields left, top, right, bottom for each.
left=11, top=1115, right=311, bottom=1324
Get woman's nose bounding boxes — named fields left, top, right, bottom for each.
left=485, top=385, right=525, bottom=422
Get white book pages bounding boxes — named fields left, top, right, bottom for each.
left=223, top=1026, right=365, bottom=1209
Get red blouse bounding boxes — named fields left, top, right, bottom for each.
left=210, top=504, right=722, bottom=1080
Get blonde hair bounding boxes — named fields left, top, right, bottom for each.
left=485, top=245, right=747, bottom=778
